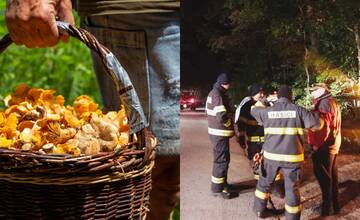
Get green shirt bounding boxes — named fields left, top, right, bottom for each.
left=76, top=0, right=180, bottom=16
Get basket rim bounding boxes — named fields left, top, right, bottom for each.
left=0, top=160, right=154, bottom=185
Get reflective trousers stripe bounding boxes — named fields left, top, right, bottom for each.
left=208, top=128, right=234, bottom=137
left=285, top=204, right=302, bottom=214
left=239, top=116, right=258, bottom=126
left=264, top=127, right=304, bottom=135
left=206, top=105, right=227, bottom=116
left=254, top=173, right=282, bottom=181
left=255, top=189, right=269, bottom=200
left=263, top=151, right=304, bottom=163
left=248, top=136, right=264, bottom=142
left=211, top=176, right=225, bottom=184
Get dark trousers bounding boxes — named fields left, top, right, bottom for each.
left=210, top=135, right=230, bottom=192
left=247, top=141, right=263, bottom=161
left=254, top=160, right=301, bottom=220
left=312, top=147, right=339, bottom=214
left=146, top=155, right=180, bottom=220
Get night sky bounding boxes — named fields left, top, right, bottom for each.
left=181, top=0, right=223, bottom=93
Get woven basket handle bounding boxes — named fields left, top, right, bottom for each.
left=0, top=21, right=148, bottom=135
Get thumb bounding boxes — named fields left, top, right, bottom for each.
left=56, top=0, right=75, bottom=43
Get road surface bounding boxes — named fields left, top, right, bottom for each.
left=180, top=111, right=360, bottom=220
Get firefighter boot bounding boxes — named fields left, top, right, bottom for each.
left=212, top=187, right=231, bottom=199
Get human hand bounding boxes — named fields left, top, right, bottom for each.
left=6, top=0, right=75, bottom=48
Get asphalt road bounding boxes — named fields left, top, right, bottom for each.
left=180, top=111, right=258, bottom=220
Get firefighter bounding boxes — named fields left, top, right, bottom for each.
left=251, top=85, right=323, bottom=219
left=206, top=73, right=234, bottom=199
left=234, top=84, right=265, bottom=162
left=308, top=83, right=341, bottom=216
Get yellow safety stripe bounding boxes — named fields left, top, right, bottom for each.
left=206, top=105, right=227, bottom=116
left=255, top=189, right=269, bottom=200
left=254, top=173, right=282, bottom=181
left=285, top=204, right=302, bottom=214
left=211, top=176, right=225, bottom=184
left=264, top=127, right=304, bottom=135
left=239, top=116, right=258, bottom=126
left=224, top=119, right=232, bottom=128
left=263, top=151, right=304, bottom=163
left=214, top=105, right=226, bottom=112
left=248, top=136, right=265, bottom=143
left=208, top=128, right=234, bottom=137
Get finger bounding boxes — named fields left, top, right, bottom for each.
left=58, top=0, right=75, bottom=25
left=28, top=18, right=48, bottom=48
left=21, top=21, right=39, bottom=48
left=7, top=26, right=23, bottom=45
left=6, top=17, right=23, bottom=45
left=38, top=18, right=58, bottom=47
left=57, top=0, right=75, bottom=43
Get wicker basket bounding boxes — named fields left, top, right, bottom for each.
left=0, top=22, right=156, bottom=220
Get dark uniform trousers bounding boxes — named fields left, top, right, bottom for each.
left=312, top=147, right=339, bottom=213
left=210, top=135, right=230, bottom=192
left=247, top=141, right=262, bottom=161
left=254, top=160, right=301, bottom=220
left=249, top=141, right=285, bottom=198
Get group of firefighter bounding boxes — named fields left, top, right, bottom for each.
left=206, top=73, right=341, bottom=220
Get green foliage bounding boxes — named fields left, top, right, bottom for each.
left=196, top=0, right=360, bottom=117
left=0, top=3, right=100, bottom=109
left=172, top=203, right=180, bottom=220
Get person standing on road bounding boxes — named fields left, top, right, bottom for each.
left=5, top=0, right=180, bottom=219
left=234, top=84, right=265, bottom=163
left=251, top=86, right=322, bottom=220
left=308, top=83, right=341, bottom=216
left=206, top=73, right=234, bottom=199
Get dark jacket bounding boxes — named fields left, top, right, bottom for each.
left=235, top=97, right=264, bottom=144
left=206, top=83, right=234, bottom=137
left=251, top=98, right=321, bottom=165
left=307, top=92, right=341, bottom=154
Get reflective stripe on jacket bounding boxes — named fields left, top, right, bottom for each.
left=206, top=85, right=234, bottom=137
left=251, top=97, right=321, bottom=163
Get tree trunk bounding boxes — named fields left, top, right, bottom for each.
left=353, top=24, right=360, bottom=109
left=306, top=0, right=318, bottom=54
left=354, top=25, right=360, bottom=91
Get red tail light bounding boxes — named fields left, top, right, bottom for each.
left=189, top=98, right=195, bottom=103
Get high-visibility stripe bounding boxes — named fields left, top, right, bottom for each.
left=264, top=127, right=304, bottom=135
left=263, top=151, right=304, bottom=163
left=208, top=128, right=234, bottom=137
left=224, top=119, right=232, bottom=128
left=206, top=105, right=227, bottom=116
left=255, top=189, right=269, bottom=200
left=285, top=204, right=302, bottom=214
left=211, top=176, right=225, bottom=184
left=206, top=109, right=216, bottom=116
left=214, top=105, right=226, bottom=112
left=254, top=173, right=282, bottom=181
left=248, top=136, right=265, bottom=143
left=239, top=116, right=258, bottom=126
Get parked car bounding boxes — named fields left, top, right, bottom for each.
left=181, top=90, right=202, bottom=111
